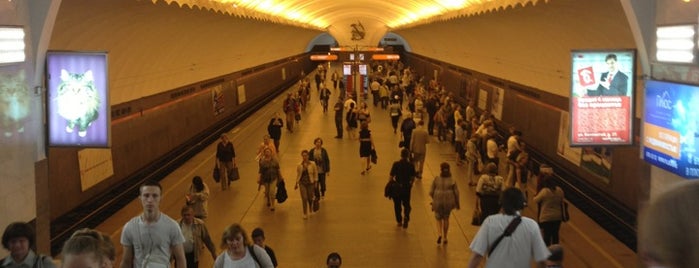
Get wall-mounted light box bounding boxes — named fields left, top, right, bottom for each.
left=656, top=24, right=696, bottom=63
left=0, top=26, right=25, bottom=65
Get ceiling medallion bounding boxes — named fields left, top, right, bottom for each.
left=350, top=21, right=365, bottom=41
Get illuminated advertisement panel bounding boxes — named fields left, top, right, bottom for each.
left=358, top=64, right=367, bottom=75
left=570, top=50, right=635, bottom=146
left=343, top=64, right=352, bottom=75
left=643, top=80, right=699, bottom=178
left=47, top=51, right=110, bottom=147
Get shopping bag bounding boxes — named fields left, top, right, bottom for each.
left=228, top=167, right=240, bottom=182
left=213, top=166, right=221, bottom=183
left=276, top=180, right=288, bottom=203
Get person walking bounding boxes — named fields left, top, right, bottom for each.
left=214, top=224, right=274, bottom=268
left=533, top=173, right=565, bottom=246
left=267, top=113, right=284, bottom=150
left=320, top=85, right=331, bottom=113
left=216, top=134, right=237, bottom=191
left=251, top=228, right=278, bottom=268
left=120, top=181, right=187, bottom=268
left=468, top=188, right=550, bottom=268
left=309, top=137, right=331, bottom=198
left=61, top=228, right=115, bottom=268
left=1, top=222, right=56, bottom=268
left=186, top=176, right=210, bottom=220
left=294, top=150, right=318, bottom=219
left=430, top=162, right=460, bottom=244
left=389, top=97, right=402, bottom=133
left=178, top=206, right=217, bottom=268
left=358, top=122, right=374, bottom=175
left=409, top=120, right=429, bottom=179
left=390, top=149, right=417, bottom=228
left=258, top=148, right=282, bottom=211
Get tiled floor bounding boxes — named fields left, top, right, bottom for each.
left=93, top=68, right=638, bottom=267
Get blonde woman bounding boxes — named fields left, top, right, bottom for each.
left=430, top=162, right=460, bottom=244
left=294, top=150, right=318, bottom=219
left=214, top=224, right=273, bottom=268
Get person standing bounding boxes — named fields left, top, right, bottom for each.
left=258, top=148, right=282, bottom=211
left=214, top=224, right=274, bottom=268
left=390, top=149, right=417, bottom=228
left=178, top=206, right=217, bottom=268
left=333, top=100, right=344, bottom=139
left=476, top=163, right=506, bottom=222
left=1, top=222, right=56, bottom=268
left=294, top=150, right=318, bottom=219
left=186, top=176, right=210, bottom=220
left=409, top=120, right=429, bottom=179
left=251, top=228, right=278, bottom=268
left=533, top=174, right=565, bottom=246
left=468, top=188, right=550, bottom=268
left=120, top=181, right=187, bottom=268
left=216, top=134, right=236, bottom=191
left=430, top=163, right=460, bottom=245
left=465, top=135, right=481, bottom=187
left=358, top=122, right=374, bottom=175
left=309, top=138, right=331, bottom=198
left=267, top=113, right=284, bottom=150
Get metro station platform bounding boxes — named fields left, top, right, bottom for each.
left=93, top=68, right=638, bottom=267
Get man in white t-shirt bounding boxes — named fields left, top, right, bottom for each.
left=120, top=181, right=187, bottom=268
left=468, top=188, right=549, bottom=268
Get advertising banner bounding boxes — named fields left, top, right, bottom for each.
left=47, top=51, right=110, bottom=147
left=570, top=50, right=635, bottom=146
left=643, top=80, right=699, bottom=178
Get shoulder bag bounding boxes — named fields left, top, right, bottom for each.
left=488, top=216, right=522, bottom=256
left=561, top=201, right=570, bottom=222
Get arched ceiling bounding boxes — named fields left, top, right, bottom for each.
left=153, top=0, right=549, bottom=46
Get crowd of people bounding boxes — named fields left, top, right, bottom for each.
left=3, top=62, right=688, bottom=268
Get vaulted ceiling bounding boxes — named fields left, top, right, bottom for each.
left=152, top=0, right=550, bottom=46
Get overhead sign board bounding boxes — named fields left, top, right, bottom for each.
left=372, top=54, right=400, bottom=61
left=310, top=54, right=338, bottom=61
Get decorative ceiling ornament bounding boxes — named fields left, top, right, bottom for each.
left=150, top=0, right=550, bottom=31
left=350, top=21, right=365, bottom=41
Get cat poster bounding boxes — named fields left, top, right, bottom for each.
left=46, top=51, right=110, bottom=147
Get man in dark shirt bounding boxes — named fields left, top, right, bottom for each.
left=334, top=100, right=343, bottom=139
left=252, top=228, right=278, bottom=267
left=390, top=149, right=416, bottom=228
left=215, top=134, right=236, bottom=190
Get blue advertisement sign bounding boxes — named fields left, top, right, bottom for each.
left=643, top=80, right=699, bottom=178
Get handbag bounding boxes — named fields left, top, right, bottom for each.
left=398, top=140, right=405, bottom=148
left=384, top=180, right=400, bottom=200
left=228, top=167, right=240, bottom=182
left=561, top=201, right=570, bottom=222
left=370, top=149, right=378, bottom=164
left=276, top=180, right=288, bottom=203
left=295, top=113, right=301, bottom=121
left=213, top=165, right=221, bottom=183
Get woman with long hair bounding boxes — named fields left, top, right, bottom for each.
left=309, top=137, right=331, bottom=198
left=429, top=162, right=460, bottom=244
left=186, top=176, right=210, bottom=220
left=294, top=150, right=318, bottom=219
left=533, top=173, right=565, bottom=246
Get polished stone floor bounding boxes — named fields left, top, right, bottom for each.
left=94, top=67, right=638, bottom=267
